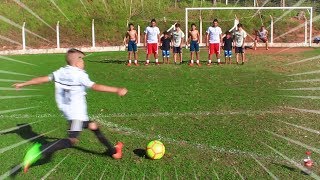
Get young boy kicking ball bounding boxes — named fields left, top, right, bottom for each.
left=13, top=48, right=128, bottom=173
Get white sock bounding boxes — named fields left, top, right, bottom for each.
left=196, top=60, right=199, bottom=64
left=191, top=60, right=194, bottom=64
left=129, top=60, right=132, bottom=64
left=134, top=60, right=137, bottom=64
left=155, top=59, right=158, bottom=63
left=218, top=59, right=220, bottom=63
left=208, top=60, right=211, bottom=64
left=146, top=60, right=150, bottom=64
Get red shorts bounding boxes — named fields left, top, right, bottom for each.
left=209, top=43, right=220, bottom=55
left=147, top=43, right=158, bottom=55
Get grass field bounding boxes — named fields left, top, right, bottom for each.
left=1, top=48, right=320, bottom=179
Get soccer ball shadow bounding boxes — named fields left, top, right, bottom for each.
left=133, top=148, right=149, bottom=159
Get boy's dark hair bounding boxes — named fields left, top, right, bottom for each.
left=237, top=23, right=243, bottom=28
left=67, top=48, right=85, bottom=56
left=225, top=31, right=231, bottom=35
left=128, top=23, right=134, bottom=27
left=151, top=19, right=156, bottom=23
left=163, top=31, right=170, bottom=36
left=175, top=23, right=180, bottom=28
left=191, top=23, right=196, bottom=27
left=213, top=19, right=218, bottom=23
left=66, top=48, right=85, bottom=65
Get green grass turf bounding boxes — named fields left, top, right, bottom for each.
left=0, top=48, right=320, bottom=179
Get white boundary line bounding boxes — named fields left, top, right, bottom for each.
left=41, top=153, right=71, bottom=180
left=277, top=120, right=320, bottom=135
left=0, top=163, right=22, bottom=180
left=0, top=110, right=283, bottom=119
left=234, top=167, right=245, bottom=180
left=252, top=155, right=279, bottom=180
left=95, top=118, right=284, bottom=162
left=286, top=107, right=320, bottom=115
left=74, top=163, right=89, bottom=180
left=0, top=129, right=58, bottom=154
left=263, top=142, right=320, bottom=179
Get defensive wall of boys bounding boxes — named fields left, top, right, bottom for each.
left=0, top=43, right=319, bottom=55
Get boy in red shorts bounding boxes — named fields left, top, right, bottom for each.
left=206, top=19, right=222, bottom=66
left=144, top=19, right=161, bottom=65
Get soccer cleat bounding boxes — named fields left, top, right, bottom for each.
left=134, top=63, right=139, bottom=66
left=112, top=142, right=123, bottom=159
left=206, top=63, right=211, bottom=66
left=127, top=63, right=132, bottom=67
left=188, top=63, right=194, bottom=67
left=196, top=63, right=201, bottom=66
left=155, top=62, right=160, bottom=65
left=145, top=63, right=149, bottom=66
left=23, top=143, right=42, bottom=173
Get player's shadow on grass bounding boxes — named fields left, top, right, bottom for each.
left=2, top=123, right=108, bottom=177
left=89, top=59, right=211, bottom=65
left=1, top=123, right=58, bottom=178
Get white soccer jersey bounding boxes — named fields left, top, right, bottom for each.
left=144, top=26, right=160, bottom=43
left=172, top=30, right=185, bottom=47
left=258, top=29, right=268, bottom=39
left=49, top=65, right=95, bottom=122
left=206, top=26, right=222, bottom=44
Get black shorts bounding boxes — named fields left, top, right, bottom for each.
left=68, top=120, right=91, bottom=138
left=173, top=47, right=182, bottom=54
left=235, top=47, right=244, bottom=54
left=256, top=37, right=268, bottom=43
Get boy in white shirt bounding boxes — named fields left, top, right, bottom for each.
left=234, top=23, right=247, bottom=65
left=144, top=19, right=161, bottom=65
left=254, top=25, right=269, bottom=50
left=206, top=19, right=222, bottom=66
left=13, top=48, right=128, bottom=173
left=172, top=23, right=185, bottom=65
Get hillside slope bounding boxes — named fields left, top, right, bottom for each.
left=0, top=0, right=318, bottom=49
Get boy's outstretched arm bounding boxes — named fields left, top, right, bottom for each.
left=13, top=76, right=50, bottom=89
left=91, top=84, right=128, bottom=96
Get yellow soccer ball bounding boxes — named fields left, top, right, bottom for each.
left=146, top=140, right=165, bottom=160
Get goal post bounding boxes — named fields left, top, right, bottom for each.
left=185, top=7, right=313, bottom=47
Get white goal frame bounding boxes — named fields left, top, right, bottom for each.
left=185, top=7, right=313, bottom=47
